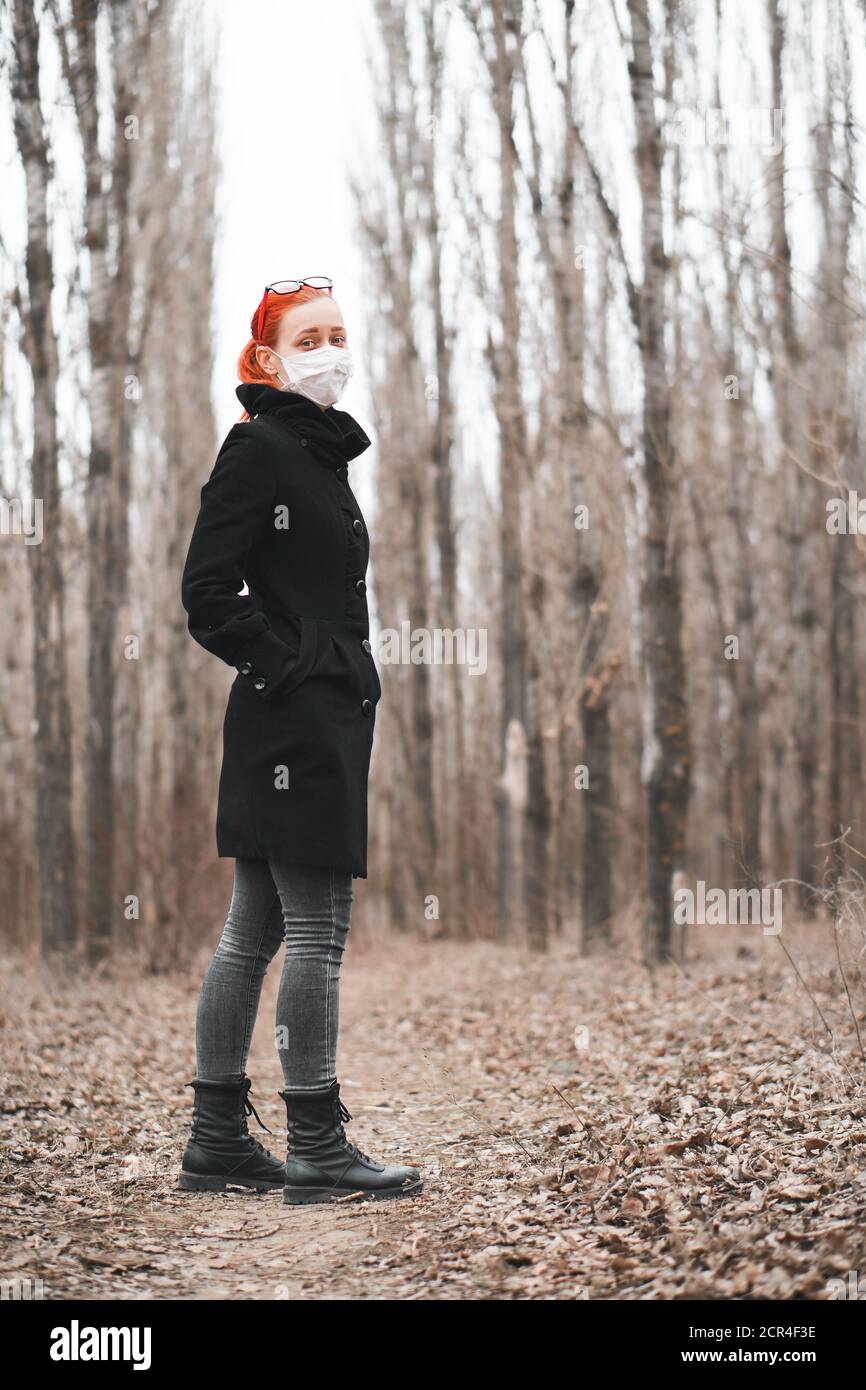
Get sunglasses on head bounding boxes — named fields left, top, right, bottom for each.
left=252, top=276, right=334, bottom=344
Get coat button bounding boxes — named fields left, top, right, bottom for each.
left=354, top=579, right=367, bottom=595
left=337, top=467, right=348, bottom=482
left=361, top=699, right=373, bottom=716
left=353, top=518, right=363, bottom=535
left=299, top=437, right=308, bottom=446
left=239, top=661, right=252, bottom=676
left=361, top=639, right=372, bottom=654
left=254, top=676, right=267, bottom=691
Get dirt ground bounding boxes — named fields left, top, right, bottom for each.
left=2, top=920, right=866, bottom=1301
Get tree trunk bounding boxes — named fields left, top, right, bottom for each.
left=421, top=2, right=466, bottom=914
left=56, top=0, right=120, bottom=953
left=627, top=0, right=691, bottom=962
left=766, top=0, right=818, bottom=905
left=11, top=0, right=79, bottom=953
left=488, top=2, right=530, bottom=940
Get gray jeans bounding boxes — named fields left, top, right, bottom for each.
left=195, top=858, right=353, bottom=1092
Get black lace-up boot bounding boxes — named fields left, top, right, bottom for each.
left=279, top=1081, right=423, bottom=1205
left=178, top=1077, right=286, bottom=1192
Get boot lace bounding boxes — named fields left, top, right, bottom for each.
left=333, top=1092, right=371, bottom=1164
left=186, top=1078, right=275, bottom=1157
left=242, top=1082, right=274, bottom=1155
left=244, top=1091, right=272, bottom=1135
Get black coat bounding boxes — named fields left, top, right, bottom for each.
left=181, top=381, right=380, bottom=877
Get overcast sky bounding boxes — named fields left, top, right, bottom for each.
left=213, top=0, right=378, bottom=444
left=3, top=0, right=864, bottom=491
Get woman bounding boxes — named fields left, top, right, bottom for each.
left=178, top=276, right=421, bottom=1205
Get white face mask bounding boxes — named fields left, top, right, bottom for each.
left=267, top=344, right=354, bottom=409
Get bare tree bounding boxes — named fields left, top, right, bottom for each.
left=812, top=7, right=860, bottom=881
left=460, top=0, right=533, bottom=940
left=362, top=0, right=439, bottom=926
left=551, top=0, right=690, bottom=956
left=625, top=0, right=691, bottom=960
left=766, top=0, right=818, bottom=902
left=52, top=0, right=122, bottom=953
left=10, top=0, right=79, bottom=952
left=420, top=0, right=468, bottom=914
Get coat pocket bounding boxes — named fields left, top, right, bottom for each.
left=269, top=616, right=319, bottom=700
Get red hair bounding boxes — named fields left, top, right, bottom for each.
left=236, top=284, right=333, bottom=420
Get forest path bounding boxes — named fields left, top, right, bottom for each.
left=3, top=927, right=866, bottom=1301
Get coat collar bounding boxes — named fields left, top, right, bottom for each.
left=235, top=382, right=372, bottom=469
